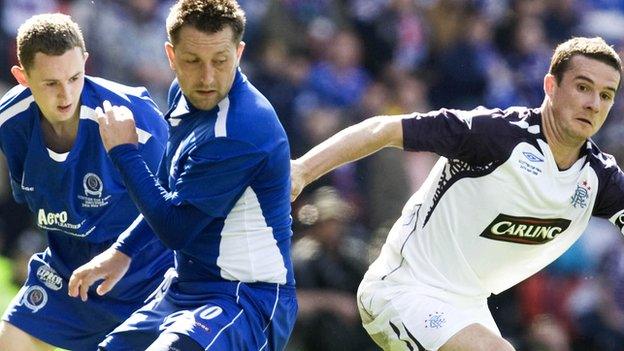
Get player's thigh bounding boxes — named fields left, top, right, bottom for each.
left=439, top=323, right=515, bottom=351
left=358, top=280, right=502, bottom=351
left=0, top=321, right=55, bottom=351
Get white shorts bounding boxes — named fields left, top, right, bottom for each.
left=357, top=276, right=500, bottom=351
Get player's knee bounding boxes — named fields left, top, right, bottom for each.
left=145, top=332, right=203, bottom=351
left=440, top=323, right=515, bottom=351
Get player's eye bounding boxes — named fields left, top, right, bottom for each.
left=577, top=84, right=589, bottom=92
left=45, top=82, right=57, bottom=87
left=600, top=92, right=613, bottom=101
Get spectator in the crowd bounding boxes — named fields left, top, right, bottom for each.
left=291, top=186, right=375, bottom=351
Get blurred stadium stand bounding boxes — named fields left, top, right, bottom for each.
left=3, top=1, right=624, bottom=350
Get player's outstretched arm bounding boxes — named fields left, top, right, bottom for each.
left=68, top=247, right=131, bottom=301
left=291, top=115, right=405, bottom=201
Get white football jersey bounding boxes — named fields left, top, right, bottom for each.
left=367, top=107, right=624, bottom=296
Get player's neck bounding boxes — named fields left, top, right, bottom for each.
left=540, top=99, right=583, bottom=171
left=40, top=112, right=79, bottom=154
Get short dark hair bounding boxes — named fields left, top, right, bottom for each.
left=166, top=0, right=246, bottom=45
left=549, top=37, right=622, bottom=85
left=16, top=13, right=86, bottom=72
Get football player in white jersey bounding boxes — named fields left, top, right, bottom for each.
left=291, top=37, right=622, bottom=351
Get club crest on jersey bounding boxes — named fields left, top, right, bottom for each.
left=36, top=265, right=63, bottom=291
left=83, top=173, right=103, bottom=197
left=20, top=285, right=48, bottom=313
left=480, top=214, right=571, bottom=245
left=425, top=312, right=446, bottom=329
left=570, top=181, right=591, bottom=209
left=78, top=173, right=111, bottom=208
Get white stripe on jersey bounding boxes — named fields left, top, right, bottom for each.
left=215, top=97, right=229, bottom=137
left=0, top=95, right=35, bottom=128
left=169, top=95, right=188, bottom=119
left=88, top=76, right=147, bottom=102
left=80, top=105, right=152, bottom=144
left=0, top=85, right=27, bottom=106
left=217, top=187, right=288, bottom=284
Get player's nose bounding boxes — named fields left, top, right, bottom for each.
left=584, top=93, right=600, bottom=113
left=199, top=63, right=216, bottom=85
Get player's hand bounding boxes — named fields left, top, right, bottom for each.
left=96, top=100, right=138, bottom=152
left=290, top=159, right=307, bottom=202
left=68, top=247, right=131, bottom=301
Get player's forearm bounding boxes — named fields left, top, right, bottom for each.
left=296, top=115, right=405, bottom=186
left=112, top=216, right=159, bottom=257
left=108, top=144, right=212, bottom=250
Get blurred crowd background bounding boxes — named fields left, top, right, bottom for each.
left=2, top=0, right=624, bottom=350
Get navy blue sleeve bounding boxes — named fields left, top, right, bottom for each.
left=0, top=126, right=27, bottom=204
left=109, top=144, right=213, bottom=250
left=592, top=159, right=624, bottom=234
left=111, top=98, right=169, bottom=255
left=401, top=108, right=520, bottom=165
left=111, top=216, right=152, bottom=256
left=9, top=178, right=26, bottom=204
left=171, top=138, right=268, bottom=217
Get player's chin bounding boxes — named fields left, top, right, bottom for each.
left=191, top=95, right=219, bottom=111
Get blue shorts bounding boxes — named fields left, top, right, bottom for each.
left=99, top=278, right=298, bottom=351
left=2, top=244, right=171, bottom=351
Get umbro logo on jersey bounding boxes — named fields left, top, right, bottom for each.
left=522, top=152, right=543, bottom=162
left=480, top=214, right=571, bottom=245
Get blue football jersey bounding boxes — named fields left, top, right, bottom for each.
left=161, top=69, right=294, bottom=286
left=0, top=76, right=169, bottom=277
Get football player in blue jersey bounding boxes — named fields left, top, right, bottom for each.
left=68, top=1, right=297, bottom=350
left=289, top=37, right=623, bottom=351
left=0, top=13, right=173, bottom=351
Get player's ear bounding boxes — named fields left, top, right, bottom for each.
left=544, top=73, right=556, bottom=99
left=236, top=41, right=245, bottom=66
left=83, top=51, right=89, bottom=64
left=164, top=42, right=175, bottom=71
left=11, top=65, right=29, bottom=87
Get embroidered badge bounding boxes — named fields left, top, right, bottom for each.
left=78, top=173, right=111, bottom=208
left=571, top=181, right=591, bottom=209
left=425, top=312, right=446, bottom=329
left=20, top=286, right=48, bottom=313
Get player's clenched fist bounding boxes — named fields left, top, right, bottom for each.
left=96, top=100, right=138, bottom=152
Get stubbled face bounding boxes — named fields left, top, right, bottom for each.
left=547, top=55, right=620, bottom=143
left=21, top=47, right=86, bottom=124
left=165, top=25, right=244, bottom=111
